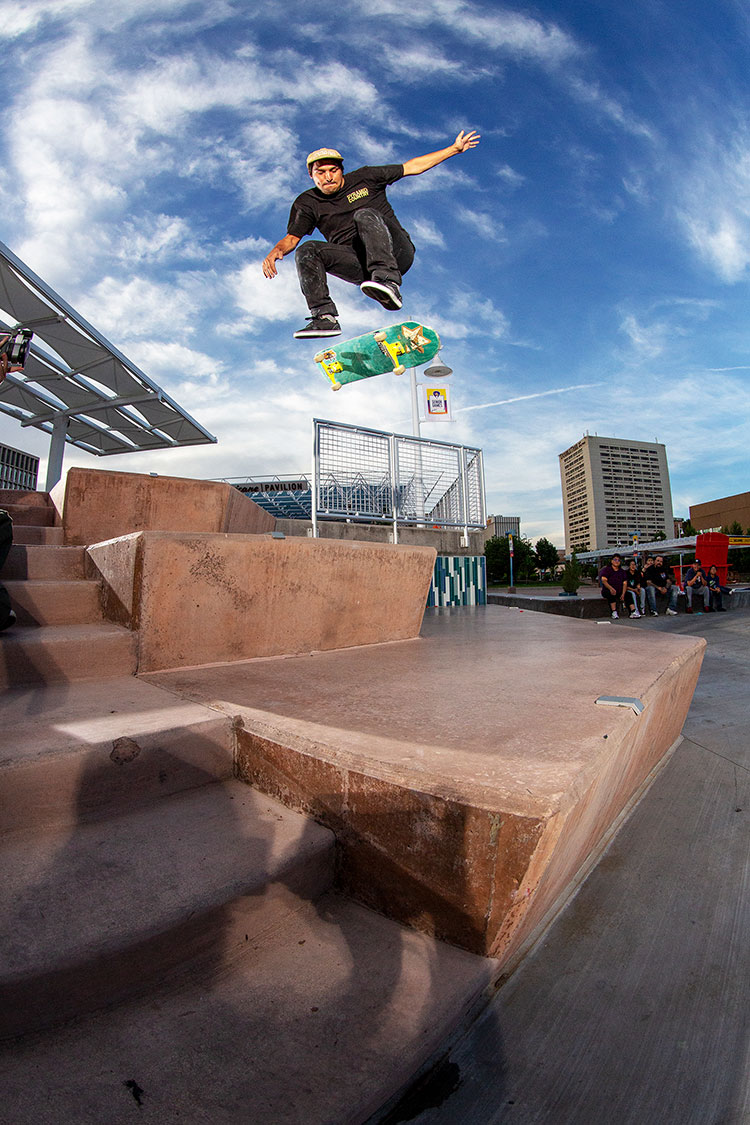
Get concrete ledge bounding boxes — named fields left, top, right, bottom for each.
left=489, top=591, right=603, bottom=618
left=146, top=606, right=705, bottom=964
left=88, top=530, right=436, bottom=672
left=50, top=467, right=275, bottom=545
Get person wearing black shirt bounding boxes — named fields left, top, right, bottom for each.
left=643, top=555, right=679, bottom=615
left=624, top=558, right=644, bottom=617
left=262, top=130, right=480, bottom=337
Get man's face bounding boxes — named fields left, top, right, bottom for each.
left=311, top=161, right=344, bottom=194
left=612, top=556, right=621, bottom=568
left=655, top=557, right=663, bottom=567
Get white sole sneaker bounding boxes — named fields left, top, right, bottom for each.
left=360, top=280, right=402, bottom=310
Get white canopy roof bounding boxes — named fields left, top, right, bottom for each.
left=0, top=240, right=216, bottom=479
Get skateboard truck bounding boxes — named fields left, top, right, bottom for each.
left=313, top=348, right=344, bottom=391
left=374, top=331, right=406, bottom=376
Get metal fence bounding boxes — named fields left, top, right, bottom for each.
left=312, top=418, right=485, bottom=541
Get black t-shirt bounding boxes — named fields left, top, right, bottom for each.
left=625, top=567, right=643, bottom=587
left=287, top=164, right=406, bottom=245
left=643, top=565, right=672, bottom=587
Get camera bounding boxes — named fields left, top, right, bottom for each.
left=0, top=328, right=33, bottom=371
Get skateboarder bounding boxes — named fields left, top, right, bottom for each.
left=262, top=130, right=481, bottom=338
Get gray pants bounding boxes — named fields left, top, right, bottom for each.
left=686, top=582, right=710, bottom=609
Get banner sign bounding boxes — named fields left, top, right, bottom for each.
left=422, top=384, right=452, bottom=422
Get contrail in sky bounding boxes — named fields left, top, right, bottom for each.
left=454, top=382, right=603, bottom=413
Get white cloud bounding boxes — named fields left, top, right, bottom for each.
left=409, top=218, right=446, bottom=248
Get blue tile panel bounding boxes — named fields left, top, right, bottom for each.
left=428, top=556, right=487, bottom=607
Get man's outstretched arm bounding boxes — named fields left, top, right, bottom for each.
left=262, top=233, right=301, bottom=278
left=402, top=130, right=481, bottom=177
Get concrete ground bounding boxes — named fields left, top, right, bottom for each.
left=385, top=610, right=750, bottom=1125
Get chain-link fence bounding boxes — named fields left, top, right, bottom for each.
left=312, top=418, right=485, bottom=541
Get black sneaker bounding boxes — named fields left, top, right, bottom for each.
left=0, top=609, right=17, bottom=632
left=293, top=314, right=341, bottom=339
left=360, top=279, right=402, bottom=311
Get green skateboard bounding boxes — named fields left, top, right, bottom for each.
left=314, top=321, right=441, bottom=390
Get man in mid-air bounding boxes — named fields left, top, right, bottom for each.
left=262, top=130, right=480, bottom=338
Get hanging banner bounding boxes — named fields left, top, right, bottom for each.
left=422, top=384, right=452, bottom=422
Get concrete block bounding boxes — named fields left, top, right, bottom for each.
left=51, top=467, right=275, bottom=545
left=88, top=530, right=436, bottom=672
left=149, top=606, right=705, bottom=962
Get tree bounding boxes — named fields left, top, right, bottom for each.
left=484, top=534, right=537, bottom=585
left=560, top=552, right=582, bottom=594
left=535, top=537, right=559, bottom=575
left=484, top=536, right=506, bottom=585
left=681, top=520, right=696, bottom=537
left=653, top=529, right=667, bottom=541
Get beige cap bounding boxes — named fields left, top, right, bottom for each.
left=306, top=147, right=343, bottom=172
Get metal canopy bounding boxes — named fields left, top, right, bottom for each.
left=0, top=239, right=216, bottom=487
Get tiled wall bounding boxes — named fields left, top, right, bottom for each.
left=428, top=555, right=487, bottom=607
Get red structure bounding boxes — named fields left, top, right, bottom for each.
left=673, top=532, right=729, bottom=588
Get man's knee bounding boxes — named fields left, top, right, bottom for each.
left=353, top=207, right=386, bottom=231
left=295, top=240, right=322, bottom=265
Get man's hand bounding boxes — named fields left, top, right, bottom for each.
left=262, top=248, right=284, bottom=279
left=262, top=234, right=301, bottom=278
left=454, top=129, right=481, bottom=154
left=402, top=129, right=481, bottom=176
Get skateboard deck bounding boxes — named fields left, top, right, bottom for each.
left=314, top=321, right=441, bottom=390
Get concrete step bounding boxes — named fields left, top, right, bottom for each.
left=0, top=889, right=496, bottom=1124
left=4, top=578, right=102, bottom=626
left=0, top=780, right=337, bottom=1039
left=0, top=622, right=137, bottom=688
left=2, top=503, right=55, bottom=526
left=4, top=543, right=86, bottom=580
left=0, top=489, right=52, bottom=509
left=1, top=677, right=234, bottom=835
left=10, top=525, right=64, bottom=545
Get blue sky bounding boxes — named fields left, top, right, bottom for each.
left=1, top=0, right=750, bottom=546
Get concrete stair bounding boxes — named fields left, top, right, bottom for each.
left=0, top=490, right=498, bottom=1123
left=1, top=491, right=136, bottom=687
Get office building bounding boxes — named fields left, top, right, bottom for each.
left=690, top=490, right=750, bottom=533
left=559, top=434, right=673, bottom=553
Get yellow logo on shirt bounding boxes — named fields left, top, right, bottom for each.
left=347, top=187, right=370, bottom=203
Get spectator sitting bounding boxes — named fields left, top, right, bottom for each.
left=684, top=557, right=711, bottom=613
left=599, top=553, right=628, bottom=619
left=643, top=554, right=679, bottom=616
left=705, top=565, right=729, bottom=611
left=624, top=558, right=645, bottom=618
left=0, top=507, right=16, bottom=632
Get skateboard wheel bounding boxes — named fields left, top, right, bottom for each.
left=313, top=352, right=324, bottom=363
left=332, top=381, right=342, bottom=391
left=374, top=331, right=386, bottom=342
left=394, top=365, right=406, bottom=376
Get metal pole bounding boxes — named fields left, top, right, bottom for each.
left=409, top=369, right=421, bottom=438
left=459, top=446, right=471, bottom=547
left=311, top=419, right=319, bottom=539
left=390, top=433, right=399, bottom=544
left=45, top=414, right=67, bottom=491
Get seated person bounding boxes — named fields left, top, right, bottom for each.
left=684, top=557, right=710, bottom=613
left=706, top=564, right=728, bottom=611
left=623, top=557, right=644, bottom=617
left=643, top=554, right=679, bottom=616
left=0, top=507, right=16, bottom=632
left=598, top=553, right=627, bottom=619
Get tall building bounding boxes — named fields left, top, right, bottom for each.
left=559, top=435, right=673, bottom=553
